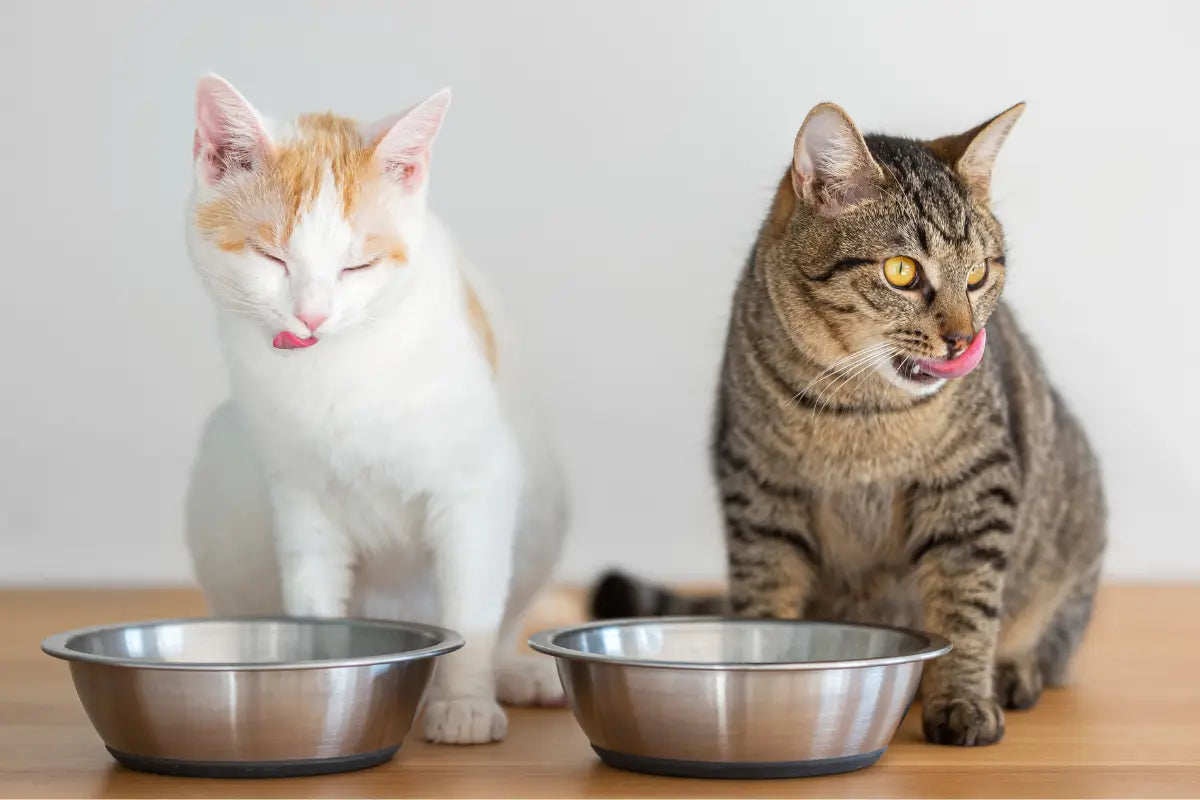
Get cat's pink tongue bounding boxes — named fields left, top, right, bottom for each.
left=273, top=331, right=319, bottom=350
left=915, top=328, right=987, bottom=379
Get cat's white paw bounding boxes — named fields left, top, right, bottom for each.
left=495, top=655, right=565, bottom=707
left=423, top=696, right=507, bottom=744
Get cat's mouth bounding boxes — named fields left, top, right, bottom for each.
left=273, top=331, right=319, bottom=350
left=891, top=328, right=987, bottom=384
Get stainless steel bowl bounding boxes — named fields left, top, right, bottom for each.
left=530, top=617, right=950, bottom=779
left=43, top=617, right=463, bottom=778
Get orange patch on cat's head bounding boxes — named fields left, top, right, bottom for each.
left=272, top=113, right=378, bottom=232
left=363, top=234, right=408, bottom=265
left=255, top=222, right=280, bottom=249
left=195, top=112, right=386, bottom=253
left=194, top=190, right=255, bottom=253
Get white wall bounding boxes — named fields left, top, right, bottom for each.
left=1, top=1, right=1196, bottom=586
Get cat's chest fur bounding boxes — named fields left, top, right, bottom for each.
left=228, top=308, right=500, bottom=493
left=783, top=399, right=962, bottom=486
left=218, top=276, right=506, bottom=556
left=812, top=484, right=902, bottom=566
left=806, top=483, right=921, bottom=626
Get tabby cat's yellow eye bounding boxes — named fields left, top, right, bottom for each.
left=883, top=256, right=919, bottom=288
left=967, top=260, right=989, bottom=289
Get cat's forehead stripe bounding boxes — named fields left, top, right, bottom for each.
left=275, top=113, right=376, bottom=229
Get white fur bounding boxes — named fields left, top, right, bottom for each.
left=184, top=80, right=566, bottom=744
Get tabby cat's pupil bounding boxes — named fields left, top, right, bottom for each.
left=884, top=255, right=918, bottom=288
left=968, top=261, right=988, bottom=288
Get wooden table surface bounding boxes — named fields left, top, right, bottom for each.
left=2, top=585, right=1198, bottom=798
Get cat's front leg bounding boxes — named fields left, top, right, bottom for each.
left=270, top=483, right=355, bottom=618
left=719, top=478, right=821, bottom=618
left=422, top=459, right=519, bottom=745
left=906, top=460, right=1018, bottom=747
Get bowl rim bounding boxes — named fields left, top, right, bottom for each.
left=41, top=616, right=465, bottom=671
left=528, top=616, right=952, bottom=671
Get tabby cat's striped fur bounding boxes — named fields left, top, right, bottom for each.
left=594, top=103, right=1105, bottom=746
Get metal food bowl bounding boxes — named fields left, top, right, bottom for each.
left=529, top=617, right=950, bottom=779
left=42, top=617, right=463, bottom=778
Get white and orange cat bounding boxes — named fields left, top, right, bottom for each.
left=183, top=75, right=566, bottom=744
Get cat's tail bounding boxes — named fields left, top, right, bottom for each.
left=589, top=570, right=729, bottom=619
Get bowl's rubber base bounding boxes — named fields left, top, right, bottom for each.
left=592, top=745, right=886, bottom=779
left=106, top=745, right=400, bottom=778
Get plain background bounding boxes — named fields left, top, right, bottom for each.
left=1, top=1, right=1197, bottom=586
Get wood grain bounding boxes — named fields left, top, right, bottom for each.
left=1, top=585, right=1197, bottom=798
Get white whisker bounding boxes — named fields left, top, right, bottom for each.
left=814, top=346, right=899, bottom=414
left=788, top=342, right=893, bottom=411
left=844, top=349, right=900, bottom=402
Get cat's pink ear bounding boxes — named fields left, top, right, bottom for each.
left=371, top=88, right=451, bottom=189
left=194, top=74, right=270, bottom=185
left=928, top=103, right=1025, bottom=201
left=792, top=103, right=885, bottom=216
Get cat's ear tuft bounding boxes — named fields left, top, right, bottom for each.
left=372, top=88, right=451, bottom=189
left=928, top=102, right=1025, bottom=201
left=792, top=103, right=885, bottom=215
left=194, top=74, right=270, bottom=186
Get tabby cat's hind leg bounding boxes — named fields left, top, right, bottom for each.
left=1038, top=570, right=1100, bottom=687
left=995, top=567, right=1099, bottom=710
left=995, top=655, right=1044, bottom=710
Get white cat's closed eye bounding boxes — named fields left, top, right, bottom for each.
left=341, top=258, right=381, bottom=276
left=251, top=246, right=289, bottom=275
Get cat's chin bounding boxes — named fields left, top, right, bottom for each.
left=877, top=358, right=947, bottom=397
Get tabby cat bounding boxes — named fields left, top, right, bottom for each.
left=594, top=103, right=1106, bottom=746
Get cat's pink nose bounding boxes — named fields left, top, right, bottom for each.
left=296, top=311, right=328, bottom=332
